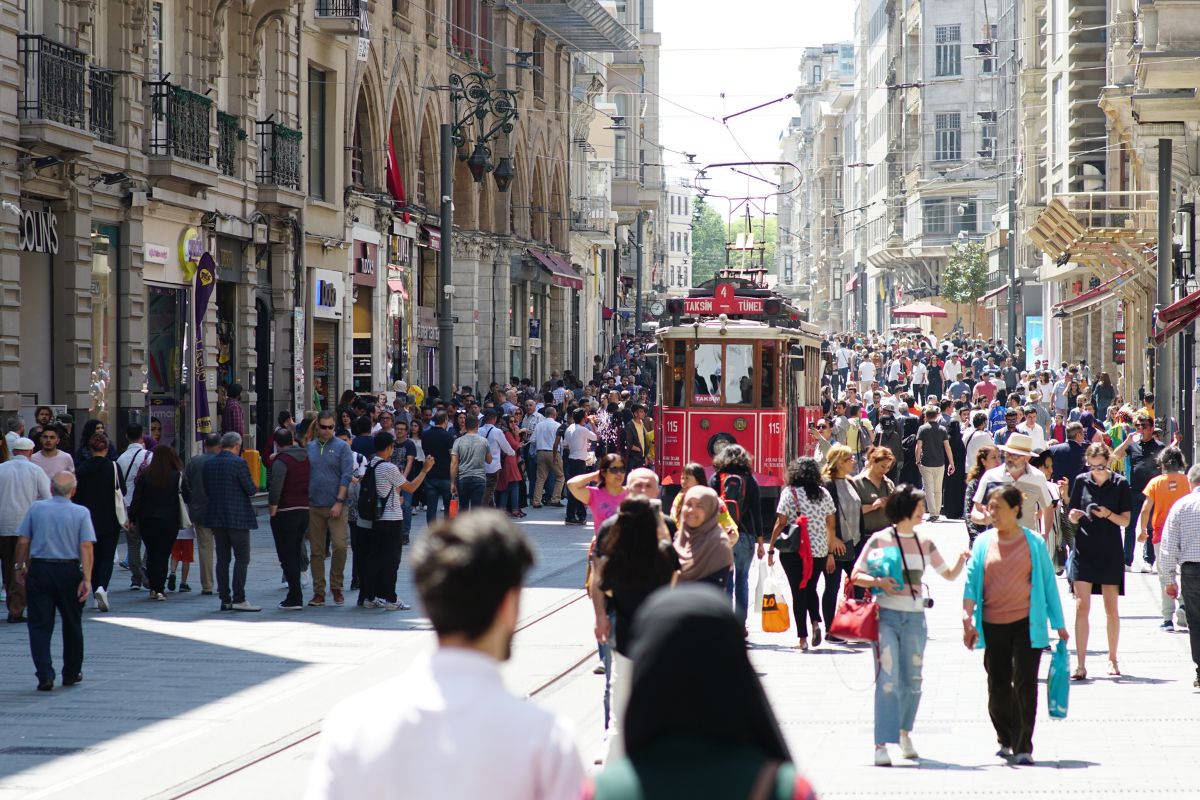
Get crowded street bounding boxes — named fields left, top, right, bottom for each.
left=0, top=505, right=1195, bottom=798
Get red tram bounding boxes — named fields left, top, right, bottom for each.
left=649, top=277, right=824, bottom=501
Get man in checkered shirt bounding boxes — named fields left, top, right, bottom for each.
left=1159, top=463, right=1200, bottom=689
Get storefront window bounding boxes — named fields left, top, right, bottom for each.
left=313, top=320, right=338, bottom=412
left=146, top=285, right=185, bottom=449
left=90, top=226, right=119, bottom=424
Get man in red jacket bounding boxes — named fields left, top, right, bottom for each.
left=268, top=429, right=310, bottom=610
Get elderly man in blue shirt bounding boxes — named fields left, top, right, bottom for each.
left=14, top=472, right=96, bottom=691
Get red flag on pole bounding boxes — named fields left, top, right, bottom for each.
left=385, top=129, right=410, bottom=223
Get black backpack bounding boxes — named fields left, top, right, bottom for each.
left=717, top=472, right=745, bottom=524
left=357, top=461, right=395, bottom=522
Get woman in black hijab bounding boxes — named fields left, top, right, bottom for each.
left=588, top=585, right=815, bottom=800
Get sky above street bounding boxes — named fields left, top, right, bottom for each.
left=656, top=1, right=855, bottom=222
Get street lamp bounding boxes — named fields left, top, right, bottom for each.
left=437, top=71, right=519, bottom=392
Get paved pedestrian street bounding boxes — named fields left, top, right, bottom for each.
left=0, top=509, right=1196, bottom=798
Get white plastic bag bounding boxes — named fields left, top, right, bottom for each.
left=752, top=558, right=768, bottom=612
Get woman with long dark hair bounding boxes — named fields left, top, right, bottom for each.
left=767, top=457, right=840, bottom=650
left=964, top=445, right=1002, bottom=545
left=128, top=445, right=190, bottom=601
left=587, top=586, right=815, bottom=800
left=73, top=419, right=114, bottom=467
left=567, top=452, right=629, bottom=533
left=591, top=496, right=678, bottom=762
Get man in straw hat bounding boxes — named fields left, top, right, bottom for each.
left=969, top=433, right=1056, bottom=548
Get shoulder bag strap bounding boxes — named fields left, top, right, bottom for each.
left=747, top=761, right=781, bottom=800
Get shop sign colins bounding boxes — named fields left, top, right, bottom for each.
left=312, top=269, right=345, bottom=320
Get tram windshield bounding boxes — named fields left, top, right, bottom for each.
left=666, top=339, right=780, bottom=408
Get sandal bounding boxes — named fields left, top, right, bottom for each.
left=1108, top=662, right=1121, bottom=676
left=1070, top=668, right=1088, bottom=681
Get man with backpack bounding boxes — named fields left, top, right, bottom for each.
left=357, top=432, right=435, bottom=610
left=709, top=444, right=762, bottom=631
left=845, top=404, right=873, bottom=470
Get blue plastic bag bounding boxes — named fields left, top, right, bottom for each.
left=1047, top=639, right=1069, bottom=719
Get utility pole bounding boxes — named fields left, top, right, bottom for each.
left=438, top=123, right=455, bottom=393
left=634, top=211, right=645, bottom=333
left=1007, top=187, right=1017, bottom=354
left=1155, top=138, right=1172, bottom=423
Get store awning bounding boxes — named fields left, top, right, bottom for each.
left=1051, top=271, right=1132, bottom=316
left=527, top=248, right=583, bottom=290
left=980, top=282, right=1010, bottom=303
left=891, top=301, right=948, bottom=318
left=420, top=225, right=441, bottom=251
left=387, top=279, right=408, bottom=301
left=845, top=273, right=860, bottom=292
left=1155, top=287, right=1200, bottom=344
left=1158, top=288, right=1200, bottom=325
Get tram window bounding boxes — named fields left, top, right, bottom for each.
left=671, top=341, right=685, bottom=406
left=693, top=343, right=723, bottom=405
left=761, top=343, right=777, bottom=408
left=725, top=344, right=754, bottom=405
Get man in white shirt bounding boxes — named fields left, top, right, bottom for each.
left=944, top=353, right=963, bottom=383
left=479, top=409, right=515, bottom=509
left=1016, top=405, right=1047, bottom=449
left=563, top=409, right=599, bottom=525
left=307, top=511, right=584, bottom=800
left=962, top=411, right=991, bottom=469
left=0, top=438, right=52, bottom=622
left=910, top=359, right=928, bottom=404
left=858, top=357, right=877, bottom=395
left=115, top=422, right=153, bottom=590
left=834, top=342, right=854, bottom=395
left=531, top=407, right=565, bottom=508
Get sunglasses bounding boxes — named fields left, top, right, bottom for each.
left=318, top=424, right=334, bottom=430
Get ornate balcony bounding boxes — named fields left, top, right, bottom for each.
left=147, top=79, right=218, bottom=189
left=18, top=34, right=93, bottom=153
left=217, top=111, right=244, bottom=178
left=89, top=67, right=116, bottom=145
left=256, top=119, right=304, bottom=210
left=314, top=0, right=361, bottom=35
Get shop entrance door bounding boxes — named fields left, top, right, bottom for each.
left=146, top=285, right=187, bottom=449
left=256, top=298, right=273, bottom=448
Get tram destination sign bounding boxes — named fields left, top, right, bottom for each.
left=682, top=295, right=764, bottom=315
left=682, top=282, right=765, bottom=315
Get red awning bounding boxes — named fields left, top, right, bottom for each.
left=845, top=273, right=860, bottom=292
left=1159, top=288, right=1200, bottom=325
left=420, top=225, right=441, bottom=251
left=1056, top=268, right=1134, bottom=311
left=1155, top=305, right=1200, bottom=344
left=387, top=279, right=408, bottom=300
left=980, top=282, right=1010, bottom=302
left=527, top=248, right=583, bottom=290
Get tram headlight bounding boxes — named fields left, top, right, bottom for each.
left=719, top=313, right=728, bottom=335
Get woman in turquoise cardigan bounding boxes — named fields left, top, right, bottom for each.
left=962, top=484, right=1069, bottom=766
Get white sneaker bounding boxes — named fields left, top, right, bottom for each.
left=1177, top=609, right=1190, bottom=629
left=95, top=587, right=108, bottom=612
left=394, top=599, right=412, bottom=611
left=362, top=599, right=379, bottom=609
left=231, top=601, right=262, bottom=612
left=899, top=732, right=919, bottom=760
left=874, top=746, right=892, bottom=767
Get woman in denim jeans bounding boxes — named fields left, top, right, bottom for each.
left=852, top=485, right=969, bottom=766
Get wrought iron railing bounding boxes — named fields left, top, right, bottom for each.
left=256, top=119, right=302, bottom=190
left=217, top=111, right=243, bottom=177
left=18, top=34, right=87, bottom=128
left=315, top=0, right=359, bottom=17
left=89, top=66, right=116, bottom=144
left=148, top=79, right=213, bottom=164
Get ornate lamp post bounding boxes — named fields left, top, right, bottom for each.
left=437, top=72, right=517, bottom=391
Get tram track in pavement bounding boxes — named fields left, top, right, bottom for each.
left=157, top=588, right=595, bottom=799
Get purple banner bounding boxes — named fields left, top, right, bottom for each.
left=194, top=252, right=217, bottom=440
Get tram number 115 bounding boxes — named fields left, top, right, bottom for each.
left=767, top=421, right=782, bottom=436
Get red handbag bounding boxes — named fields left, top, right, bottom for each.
left=827, top=576, right=879, bottom=643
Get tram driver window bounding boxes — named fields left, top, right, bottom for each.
left=725, top=344, right=754, bottom=405
left=761, top=343, right=776, bottom=407
left=672, top=341, right=685, bottom=406
left=693, top=343, right=722, bottom=405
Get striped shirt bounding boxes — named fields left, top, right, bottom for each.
left=1159, top=487, right=1200, bottom=579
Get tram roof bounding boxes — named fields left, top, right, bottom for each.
left=654, top=317, right=821, bottom=341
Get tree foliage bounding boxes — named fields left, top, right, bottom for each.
left=689, top=200, right=777, bottom=286
left=942, top=242, right=988, bottom=305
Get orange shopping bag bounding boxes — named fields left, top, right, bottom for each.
left=448, top=498, right=460, bottom=519
left=761, top=592, right=791, bottom=633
